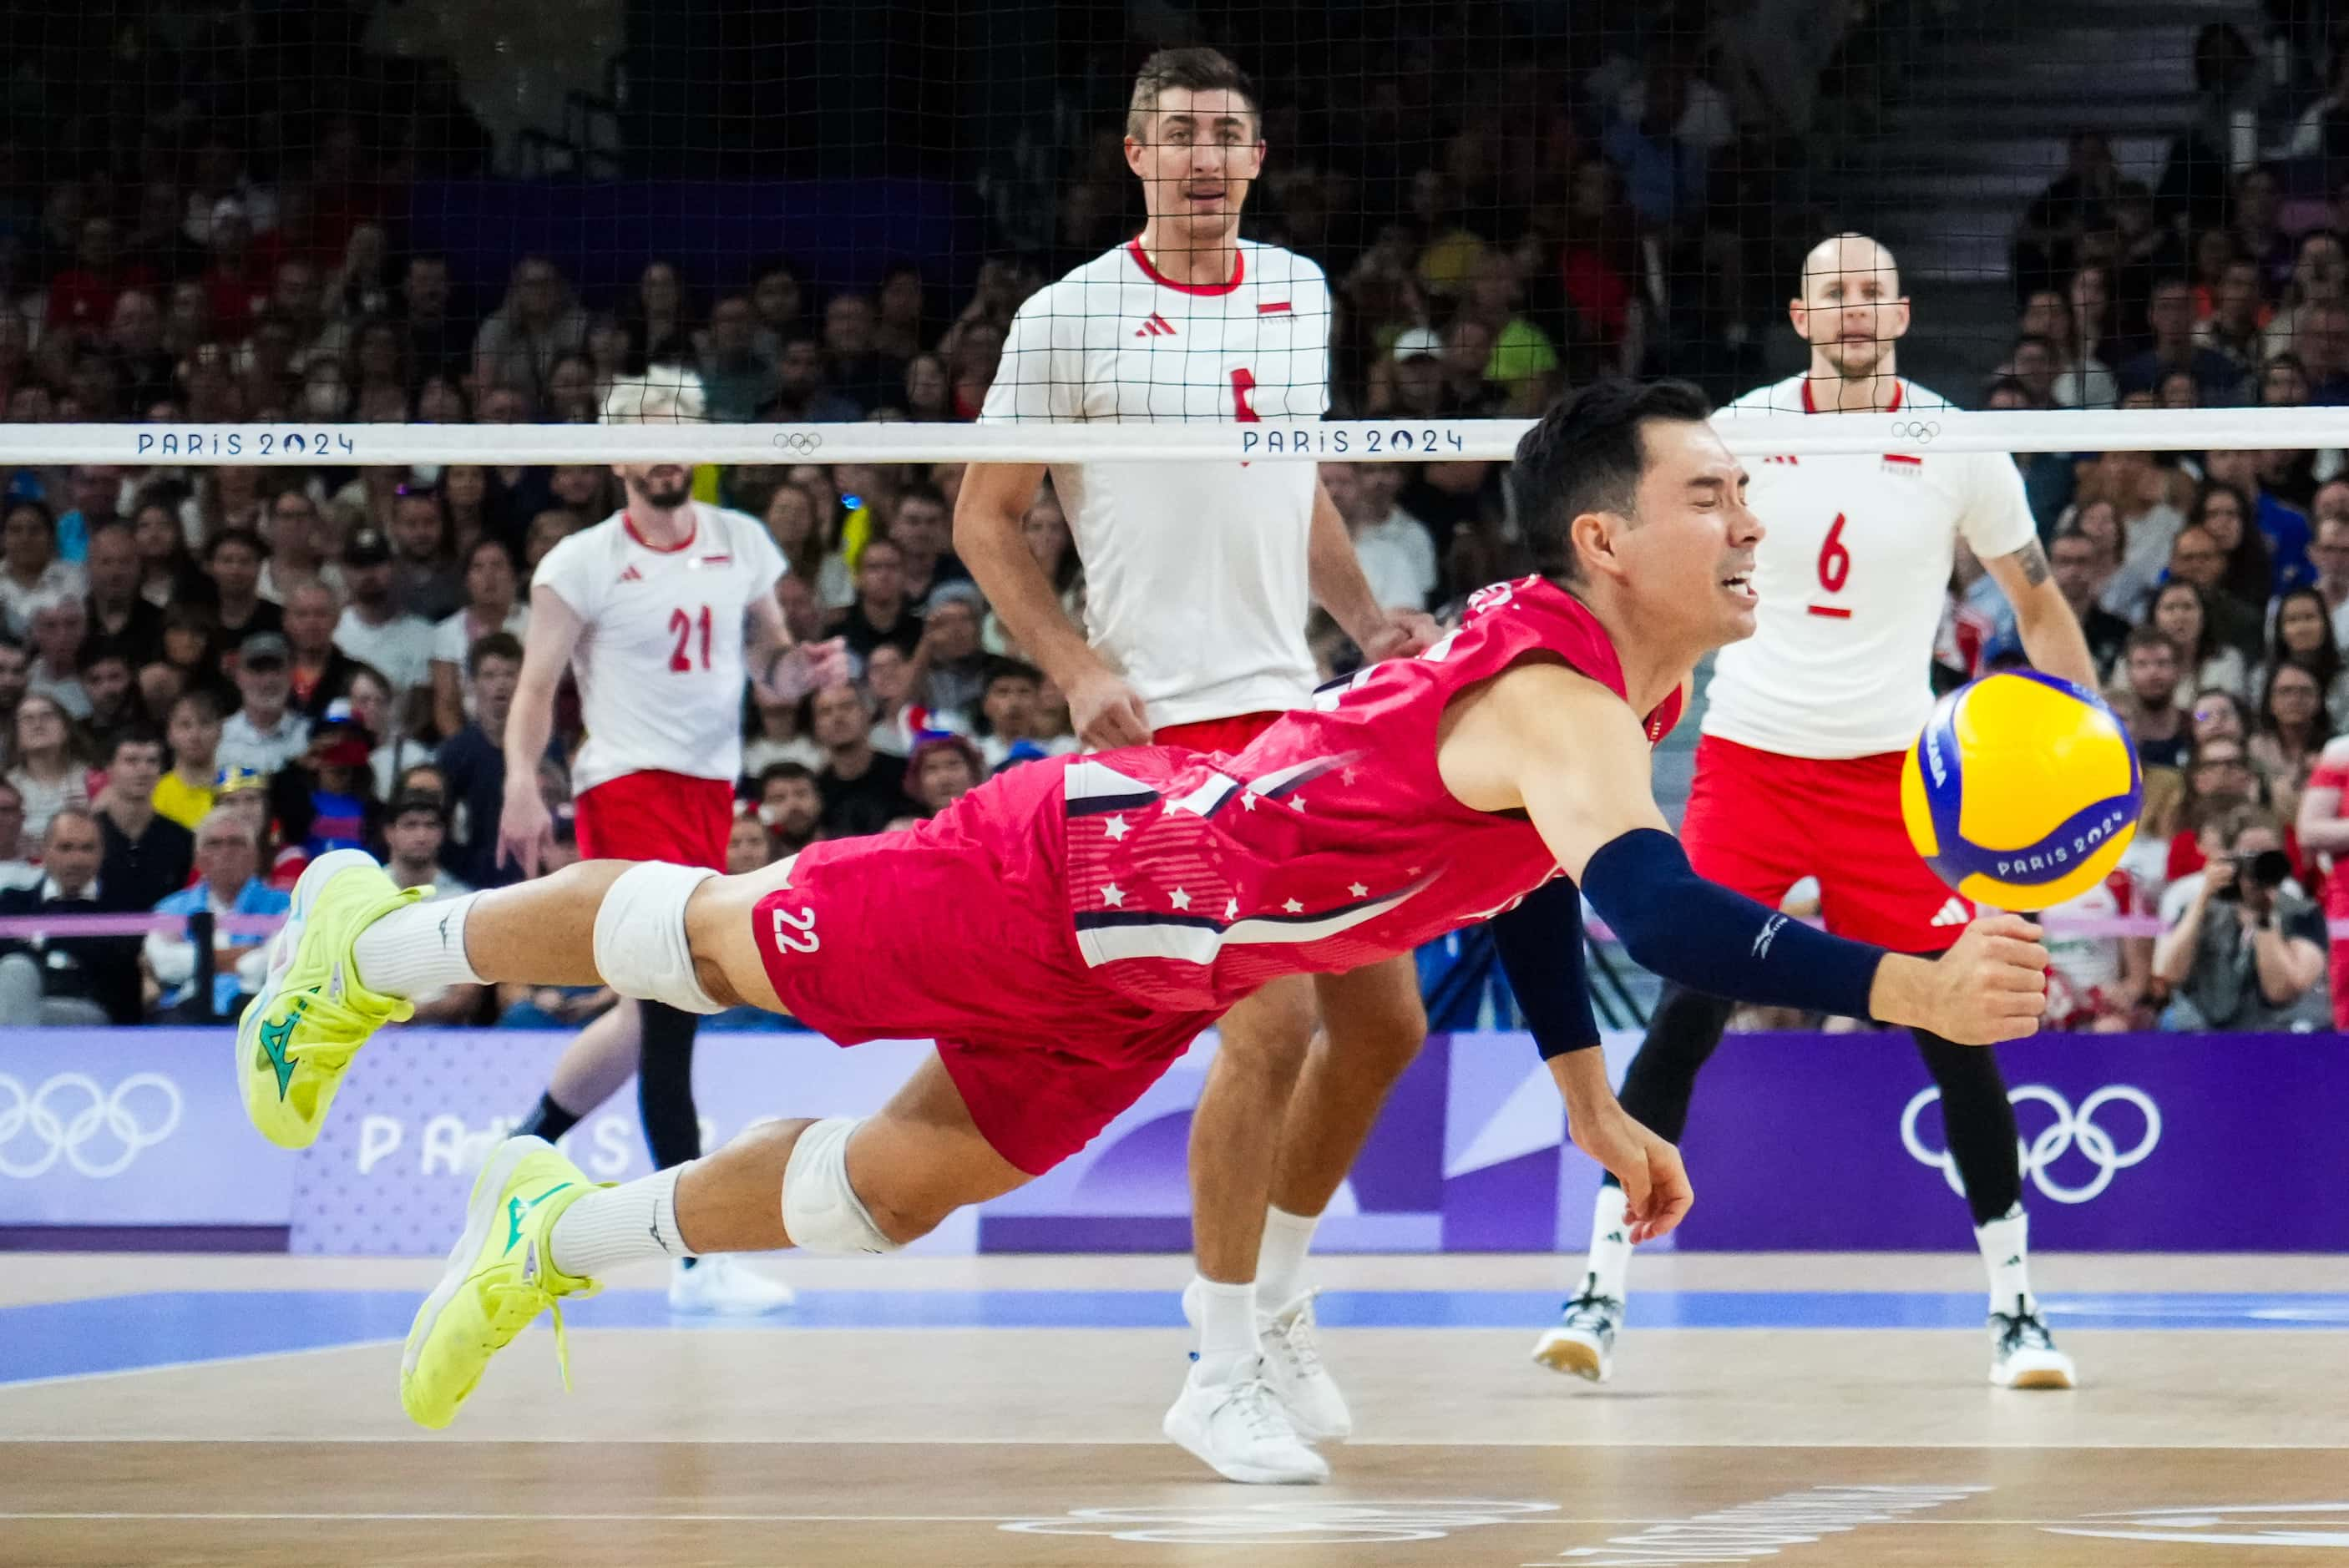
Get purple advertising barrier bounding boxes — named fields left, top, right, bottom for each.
left=0, top=1029, right=300, bottom=1229
left=1668, top=1031, right=2349, bottom=1252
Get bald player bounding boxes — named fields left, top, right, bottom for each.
left=1539, top=235, right=2100, bottom=1392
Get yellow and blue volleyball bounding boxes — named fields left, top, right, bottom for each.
left=1898, top=670, right=2142, bottom=912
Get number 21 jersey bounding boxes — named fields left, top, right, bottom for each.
left=532, top=502, right=785, bottom=794
left=1703, top=375, right=2038, bottom=760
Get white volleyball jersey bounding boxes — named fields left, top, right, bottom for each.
left=532, top=503, right=785, bottom=794
left=1704, top=375, right=2039, bottom=759
left=981, top=237, right=1330, bottom=730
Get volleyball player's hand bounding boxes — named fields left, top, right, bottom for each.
left=1069, top=665, right=1152, bottom=750
left=1927, top=914, right=2050, bottom=1044
left=497, top=782, right=556, bottom=879
left=1570, top=1105, right=1693, bottom=1245
left=1360, top=610, right=1440, bottom=663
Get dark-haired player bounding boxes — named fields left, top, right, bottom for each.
left=236, top=380, right=2053, bottom=1457
left=1540, top=235, right=2099, bottom=1393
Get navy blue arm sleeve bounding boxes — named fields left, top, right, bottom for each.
left=1579, top=828, right=1886, bottom=1019
left=1490, top=875, right=1602, bottom=1060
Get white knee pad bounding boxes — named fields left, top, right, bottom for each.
left=782, top=1117, right=900, bottom=1254
left=591, top=862, right=725, bottom=1014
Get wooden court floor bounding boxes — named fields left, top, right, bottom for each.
left=8, top=1252, right=2349, bottom=1566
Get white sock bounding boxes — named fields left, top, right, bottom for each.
left=1584, top=1182, right=1633, bottom=1302
left=351, top=893, right=485, bottom=997
left=549, top=1166, right=690, bottom=1279
left=1976, top=1201, right=2035, bottom=1314
left=1190, top=1276, right=1261, bottom=1385
left=1254, top=1204, right=1320, bottom=1312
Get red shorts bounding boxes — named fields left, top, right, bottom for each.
left=1154, top=711, right=1280, bottom=756
left=574, top=770, right=734, bottom=871
left=1683, top=734, right=1970, bottom=954
left=750, top=758, right=1213, bottom=1176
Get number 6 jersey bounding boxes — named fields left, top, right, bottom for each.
left=531, top=503, right=785, bottom=795
left=1704, top=375, right=2038, bottom=760
left=980, top=237, right=1332, bottom=731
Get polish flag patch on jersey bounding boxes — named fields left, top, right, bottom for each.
left=1257, top=301, right=1292, bottom=315
left=1881, top=454, right=1923, bottom=474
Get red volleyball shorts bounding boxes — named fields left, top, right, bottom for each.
left=574, top=769, right=734, bottom=871
left=1681, top=734, right=1972, bottom=955
left=1153, top=710, right=1281, bottom=756
left=748, top=758, right=1216, bottom=1176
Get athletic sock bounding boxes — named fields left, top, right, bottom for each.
left=1254, top=1204, right=1320, bottom=1311
left=549, top=1166, right=691, bottom=1279
left=514, top=1090, right=582, bottom=1144
left=1975, top=1201, right=2036, bottom=1315
left=1190, top=1276, right=1261, bottom=1385
left=351, top=893, right=484, bottom=998
left=1585, top=1181, right=1633, bottom=1302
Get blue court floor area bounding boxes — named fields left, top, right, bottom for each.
left=8, top=1287, right=2349, bottom=1386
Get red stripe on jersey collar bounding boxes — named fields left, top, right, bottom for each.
left=1126, top=235, right=1245, bottom=296
left=623, top=508, right=698, bottom=554
left=1799, top=377, right=1904, bottom=413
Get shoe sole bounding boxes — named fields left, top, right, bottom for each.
left=401, top=1136, right=545, bottom=1424
left=1531, top=1331, right=1609, bottom=1383
left=235, top=848, right=384, bottom=1150
left=1992, top=1359, right=2078, bottom=1390
left=1161, top=1406, right=1329, bottom=1485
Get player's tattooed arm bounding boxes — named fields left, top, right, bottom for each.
left=1985, top=537, right=2098, bottom=690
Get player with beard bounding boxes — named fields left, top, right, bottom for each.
left=498, top=372, right=844, bottom=1315
left=1537, top=235, right=2101, bottom=1393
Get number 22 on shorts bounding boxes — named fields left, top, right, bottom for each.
left=1808, top=513, right=1854, bottom=620
left=771, top=903, right=819, bottom=956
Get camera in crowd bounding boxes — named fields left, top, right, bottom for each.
left=2215, top=848, right=2293, bottom=900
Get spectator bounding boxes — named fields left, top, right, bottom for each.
left=256, top=488, right=340, bottom=605
left=387, top=485, right=463, bottom=624
left=2251, top=658, right=2334, bottom=822
left=2195, top=258, right=2268, bottom=373
left=2118, top=276, right=2243, bottom=402
left=395, top=255, right=470, bottom=383
left=55, top=465, right=124, bottom=564
left=897, top=352, right=955, bottom=421
left=827, top=536, right=922, bottom=659
left=887, top=483, right=967, bottom=602
left=8, top=691, right=89, bottom=843
left=0, top=779, right=35, bottom=881
left=154, top=690, right=225, bottom=830
left=873, top=261, right=929, bottom=362
left=753, top=761, right=823, bottom=857
left=810, top=681, right=914, bottom=837
left=2162, top=527, right=2265, bottom=660
left=863, top=644, right=928, bottom=756
left=332, top=528, right=434, bottom=707
left=2013, top=133, right=2120, bottom=301
left=434, top=631, right=525, bottom=889
left=909, top=585, right=989, bottom=721
left=2111, top=626, right=2191, bottom=768
left=2296, top=734, right=2349, bottom=1029
left=202, top=529, right=283, bottom=654
left=1324, top=461, right=1437, bottom=613
left=2265, top=585, right=2349, bottom=718
left=0, top=807, right=139, bottom=1024
left=131, top=498, right=203, bottom=610
left=2170, top=736, right=2265, bottom=885
left=0, top=499, right=86, bottom=637
left=2199, top=456, right=2311, bottom=598
left=982, top=488, right=1082, bottom=654
left=2311, top=511, right=2349, bottom=646
left=92, top=728, right=195, bottom=915
left=83, top=521, right=162, bottom=668
left=2049, top=525, right=2134, bottom=677
left=383, top=792, right=471, bottom=898
left=45, top=215, right=158, bottom=334
left=143, top=806, right=287, bottom=1022
left=281, top=580, right=367, bottom=722
left=524, top=507, right=585, bottom=574
left=822, top=291, right=901, bottom=412
left=906, top=731, right=983, bottom=816
left=216, top=632, right=312, bottom=776
left=622, top=260, right=696, bottom=368
left=2149, top=580, right=2252, bottom=699
left=25, top=594, right=92, bottom=717
left=698, top=293, right=777, bottom=422
left=763, top=336, right=862, bottom=422
left=726, top=812, right=777, bottom=875
left=265, top=704, right=381, bottom=882
left=2154, top=807, right=2331, bottom=1030
left=473, top=255, right=588, bottom=402
left=742, top=687, right=826, bottom=778
left=974, top=657, right=1072, bottom=771
left=77, top=647, right=144, bottom=752
left=430, top=538, right=529, bottom=738
left=763, top=482, right=853, bottom=610
left=2079, top=451, right=2185, bottom=619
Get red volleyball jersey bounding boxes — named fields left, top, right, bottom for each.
left=1059, top=575, right=1684, bottom=1011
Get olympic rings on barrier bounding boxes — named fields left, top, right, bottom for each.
left=1888, top=420, right=1943, bottom=443
left=769, top=431, right=825, bottom=455
left=0, top=1072, right=184, bottom=1179
left=1901, top=1082, right=2160, bottom=1205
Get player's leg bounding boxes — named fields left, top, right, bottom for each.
left=1171, top=972, right=1330, bottom=1484
left=514, top=1000, right=641, bottom=1141
left=1230, top=954, right=1425, bottom=1441
left=1537, top=737, right=1803, bottom=1381
left=1823, top=752, right=2073, bottom=1390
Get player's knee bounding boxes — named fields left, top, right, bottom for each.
left=1218, top=993, right=1319, bottom=1075
left=780, top=1117, right=906, bottom=1254
left=593, top=862, right=727, bottom=1014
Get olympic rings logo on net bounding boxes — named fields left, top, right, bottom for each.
left=1888, top=419, right=1943, bottom=443
left=768, top=431, right=825, bottom=455
left=1901, top=1083, right=2160, bottom=1205
left=0, top=1073, right=184, bottom=1180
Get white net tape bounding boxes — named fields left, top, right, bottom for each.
left=13, top=407, right=2349, bottom=468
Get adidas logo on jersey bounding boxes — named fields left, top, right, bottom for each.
left=618, top=564, right=644, bottom=584
left=1929, top=897, right=1970, bottom=927
left=1134, top=313, right=1176, bottom=338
